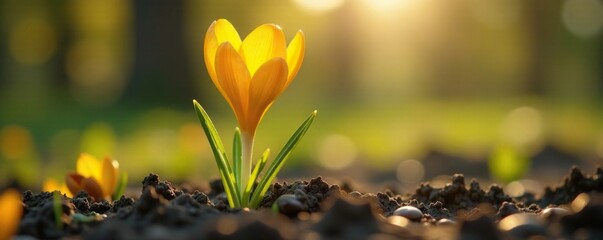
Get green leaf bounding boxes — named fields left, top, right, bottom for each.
left=249, top=110, right=317, bottom=208
left=243, top=148, right=270, bottom=203
left=112, top=172, right=128, bottom=200
left=193, top=100, right=241, bottom=208
left=53, top=191, right=63, bottom=229
left=233, top=128, right=242, bottom=188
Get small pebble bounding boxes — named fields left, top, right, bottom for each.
left=393, top=206, right=423, bottom=221
left=349, top=191, right=362, bottom=198
left=436, top=218, right=456, bottom=226
left=273, top=194, right=305, bottom=217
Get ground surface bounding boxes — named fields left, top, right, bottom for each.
left=15, top=166, right=603, bottom=239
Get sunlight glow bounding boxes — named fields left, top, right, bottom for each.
left=293, top=0, right=345, bottom=13
left=364, top=0, right=406, bottom=12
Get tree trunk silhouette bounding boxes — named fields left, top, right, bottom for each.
left=125, top=0, right=193, bottom=106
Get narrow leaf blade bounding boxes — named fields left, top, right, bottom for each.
left=193, top=100, right=241, bottom=208
left=112, top=172, right=128, bottom=200
left=249, top=110, right=317, bottom=208
left=243, top=148, right=270, bottom=202
left=233, top=128, right=242, bottom=188
left=53, top=191, right=63, bottom=229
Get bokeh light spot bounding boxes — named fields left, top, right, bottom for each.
left=504, top=179, right=543, bottom=197
left=396, top=159, right=425, bottom=183
left=500, top=106, right=543, bottom=146
left=8, top=18, right=57, bottom=66
left=504, top=180, right=525, bottom=197
left=562, top=0, right=603, bottom=38
left=66, top=40, right=125, bottom=106
left=0, top=125, right=33, bottom=160
left=317, top=134, right=357, bottom=170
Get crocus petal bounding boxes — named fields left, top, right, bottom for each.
left=284, top=30, right=306, bottom=88
left=111, top=159, right=120, bottom=194
left=81, top=177, right=105, bottom=201
left=0, top=189, right=22, bottom=240
left=285, top=30, right=305, bottom=88
left=246, top=57, right=288, bottom=133
left=66, top=173, right=85, bottom=196
left=215, top=42, right=251, bottom=123
left=239, top=24, right=286, bottom=76
left=205, top=19, right=242, bottom=99
left=76, top=153, right=101, bottom=180
left=101, top=157, right=117, bottom=197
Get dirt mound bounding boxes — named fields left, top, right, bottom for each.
left=15, top=166, right=603, bottom=239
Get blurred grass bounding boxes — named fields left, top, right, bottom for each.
left=2, top=95, right=602, bottom=188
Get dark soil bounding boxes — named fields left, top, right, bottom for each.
left=14, top=166, right=603, bottom=239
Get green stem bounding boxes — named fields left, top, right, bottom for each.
left=240, top=130, right=254, bottom=207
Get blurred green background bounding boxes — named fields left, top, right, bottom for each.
left=1, top=0, right=602, bottom=192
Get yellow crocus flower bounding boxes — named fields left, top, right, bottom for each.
left=204, top=19, right=305, bottom=196
left=204, top=19, right=305, bottom=136
left=66, top=153, right=119, bottom=201
left=0, top=189, right=22, bottom=240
